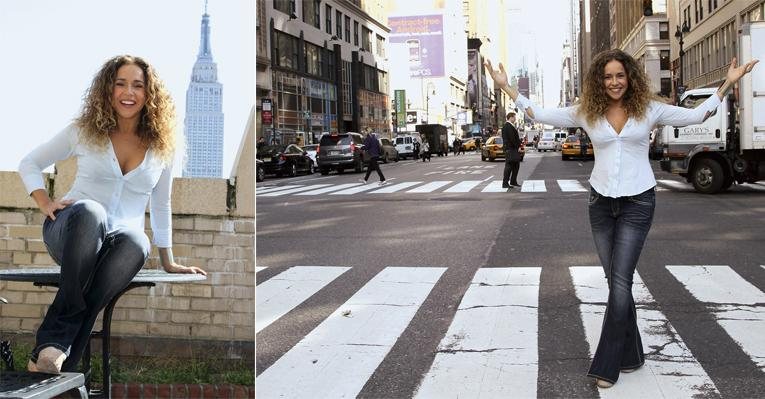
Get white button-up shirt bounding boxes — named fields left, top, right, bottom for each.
left=18, top=124, right=173, bottom=247
left=514, top=94, right=721, bottom=197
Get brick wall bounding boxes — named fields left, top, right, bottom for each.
left=0, top=109, right=256, bottom=358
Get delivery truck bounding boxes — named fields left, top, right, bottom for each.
left=658, top=21, right=765, bottom=194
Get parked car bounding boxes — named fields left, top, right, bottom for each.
left=378, top=137, right=400, bottom=163
left=316, top=132, right=365, bottom=174
left=302, top=144, right=318, bottom=166
left=481, top=136, right=526, bottom=162
left=561, top=135, right=594, bottom=160
left=256, top=144, right=314, bottom=177
left=536, top=131, right=556, bottom=152
left=256, top=159, right=265, bottom=182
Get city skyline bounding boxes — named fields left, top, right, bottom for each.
left=0, top=0, right=254, bottom=177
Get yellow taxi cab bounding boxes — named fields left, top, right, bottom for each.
left=461, top=138, right=477, bottom=151
left=561, top=135, right=594, bottom=160
left=481, top=136, right=525, bottom=162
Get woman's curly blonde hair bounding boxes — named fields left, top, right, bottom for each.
left=576, top=49, right=655, bottom=125
left=75, top=55, right=176, bottom=163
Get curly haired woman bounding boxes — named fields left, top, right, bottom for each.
left=18, top=55, right=206, bottom=374
left=486, top=49, right=757, bottom=388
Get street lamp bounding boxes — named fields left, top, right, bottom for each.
left=424, top=81, right=435, bottom=123
left=674, top=20, right=690, bottom=104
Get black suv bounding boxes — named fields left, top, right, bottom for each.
left=316, top=132, right=365, bottom=175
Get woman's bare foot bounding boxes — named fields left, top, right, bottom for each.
left=595, top=378, right=614, bottom=388
left=35, top=347, right=66, bottom=374
left=27, top=359, right=39, bottom=372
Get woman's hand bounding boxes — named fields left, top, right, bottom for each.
left=163, top=262, right=207, bottom=276
left=41, top=199, right=74, bottom=221
left=726, top=57, right=759, bottom=83
left=484, top=59, right=508, bottom=88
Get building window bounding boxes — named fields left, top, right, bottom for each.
left=336, top=10, right=342, bottom=37
left=314, top=0, right=321, bottom=29
left=361, top=26, right=372, bottom=52
left=376, top=34, right=385, bottom=57
left=302, top=0, right=320, bottom=29
left=660, top=50, right=670, bottom=70
left=325, top=4, right=332, bottom=34
left=345, top=16, right=351, bottom=42
left=305, top=43, right=321, bottom=76
left=354, top=21, right=359, bottom=46
left=274, top=0, right=295, bottom=15
left=275, top=31, right=298, bottom=70
left=659, top=22, right=668, bottom=40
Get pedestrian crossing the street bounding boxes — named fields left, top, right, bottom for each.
left=257, top=179, right=765, bottom=198
left=256, top=264, right=765, bottom=398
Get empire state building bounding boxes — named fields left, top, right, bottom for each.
left=183, top=5, right=224, bottom=177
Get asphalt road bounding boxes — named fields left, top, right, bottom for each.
left=256, top=150, right=765, bottom=398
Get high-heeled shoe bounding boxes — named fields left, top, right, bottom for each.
left=621, top=367, right=639, bottom=373
left=595, top=378, right=614, bottom=388
left=35, top=347, right=66, bottom=374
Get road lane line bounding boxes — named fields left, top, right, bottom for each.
left=407, top=181, right=452, bottom=193
left=415, top=267, right=541, bottom=399
left=257, top=267, right=446, bottom=398
left=521, top=180, right=547, bottom=192
left=329, top=183, right=383, bottom=195
left=368, top=181, right=422, bottom=193
left=570, top=266, right=718, bottom=398
left=656, top=179, right=693, bottom=191
left=256, top=185, right=304, bottom=194
left=294, top=183, right=362, bottom=195
left=482, top=180, right=508, bottom=192
left=557, top=179, right=588, bottom=192
left=444, top=180, right=482, bottom=193
left=259, top=184, right=332, bottom=197
left=256, top=266, right=351, bottom=333
left=667, top=265, right=765, bottom=372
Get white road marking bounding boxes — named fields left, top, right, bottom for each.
left=656, top=179, right=693, bottom=191
left=557, top=179, right=588, bottom=192
left=368, top=181, right=422, bottom=193
left=521, top=180, right=547, bottom=192
left=329, top=183, right=384, bottom=195
left=482, top=181, right=508, bottom=192
left=294, top=183, right=362, bottom=195
left=259, top=184, right=332, bottom=197
left=256, top=266, right=351, bottom=333
left=667, top=265, right=765, bottom=372
left=256, top=185, right=304, bottom=194
left=570, top=266, right=718, bottom=398
left=256, top=267, right=446, bottom=398
left=444, top=180, right=483, bottom=193
left=407, top=181, right=452, bottom=193
left=415, top=267, right=541, bottom=399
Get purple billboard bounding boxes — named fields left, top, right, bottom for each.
left=388, top=15, right=444, bottom=78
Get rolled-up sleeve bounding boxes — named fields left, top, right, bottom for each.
left=515, top=94, right=580, bottom=128
left=149, top=163, right=173, bottom=248
left=18, top=125, right=77, bottom=194
left=654, top=94, right=721, bottom=126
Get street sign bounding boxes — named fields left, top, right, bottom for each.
left=395, top=90, right=406, bottom=128
left=261, top=98, right=273, bottom=124
left=303, top=110, right=311, bottom=119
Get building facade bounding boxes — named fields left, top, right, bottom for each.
left=263, top=0, right=390, bottom=145
left=184, top=8, right=225, bottom=178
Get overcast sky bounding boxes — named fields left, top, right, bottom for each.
left=0, top=0, right=254, bottom=176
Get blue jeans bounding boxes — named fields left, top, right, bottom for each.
left=31, top=200, right=149, bottom=371
left=586, top=187, right=655, bottom=383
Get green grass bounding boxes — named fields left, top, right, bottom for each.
left=6, top=342, right=253, bottom=386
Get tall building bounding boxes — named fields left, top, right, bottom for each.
left=183, top=4, right=224, bottom=177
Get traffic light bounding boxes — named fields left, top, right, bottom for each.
left=643, top=0, right=652, bottom=16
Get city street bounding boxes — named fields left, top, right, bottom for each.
left=255, top=151, right=765, bottom=398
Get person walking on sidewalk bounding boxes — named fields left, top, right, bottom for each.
left=421, top=140, right=430, bottom=162
left=361, top=132, right=387, bottom=185
left=486, top=49, right=758, bottom=388
left=501, top=112, right=522, bottom=188
left=17, top=55, right=207, bottom=375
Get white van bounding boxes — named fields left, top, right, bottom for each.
left=394, top=134, right=422, bottom=159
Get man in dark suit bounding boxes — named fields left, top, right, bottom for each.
left=501, top=112, right=522, bottom=188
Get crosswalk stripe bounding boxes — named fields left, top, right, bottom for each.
left=444, top=180, right=482, bottom=193
left=407, top=181, right=452, bottom=193
left=666, top=265, right=765, bottom=372
left=481, top=180, right=507, bottom=192
left=415, top=267, right=541, bottom=399
left=741, top=182, right=765, bottom=191
left=256, top=185, right=303, bottom=194
left=557, top=179, right=588, bottom=192
left=256, top=267, right=447, bottom=398
left=259, top=184, right=332, bottom=197
left=256, top=266, right=351, bottom=333
left=368, top=181, right=422, bottom=193
left=570, top=266, right=718, bottom=398
left=656, top=179, right=692, bottom=191
left=521, top=180, right=547, bottom=192
left=294, top=182, right=362, bottom=195
left=255, top=267, right=267, bottom=272
left=329, top=183, right=382, bottom=195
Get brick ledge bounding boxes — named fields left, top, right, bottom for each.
left=108, top=383, right=254, bottom=399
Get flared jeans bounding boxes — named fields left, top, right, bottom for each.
left=586, top=187, right=655, bottom=383
left=31, top=199, right=149, bottom=371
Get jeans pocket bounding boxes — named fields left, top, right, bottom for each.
left=588, top=190, right=599, bottom=206
left=626, top=189, right=655, bottom=206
